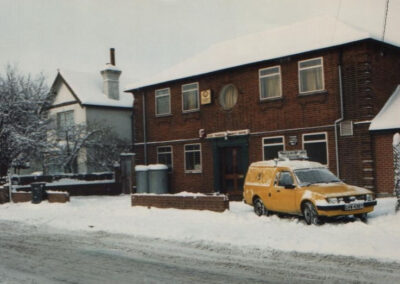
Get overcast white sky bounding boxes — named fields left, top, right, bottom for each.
left=0, top=0, right=399, bottom=87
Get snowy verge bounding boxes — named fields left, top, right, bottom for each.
left=0, top=196, right=399, bottom=262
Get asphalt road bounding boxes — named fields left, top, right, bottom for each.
left=0, top=220, right=399, bottom=284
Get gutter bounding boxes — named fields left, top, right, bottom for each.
left=334, top=64, right=344, bottom=178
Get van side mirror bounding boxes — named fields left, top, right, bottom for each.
left=284, top=184, right=296, bottom=189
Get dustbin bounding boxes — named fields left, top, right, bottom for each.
left=148, top=164, right=168, bottom=194
left=31, top=182, right=46, bottom=204
left=135, top=165, right=149, bottom=193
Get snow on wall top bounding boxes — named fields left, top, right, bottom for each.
left=370, top=85, right=400, bottom=131
left=58, top=70, right=133, bottom=108
left=126, top=16, right=373, bottom=91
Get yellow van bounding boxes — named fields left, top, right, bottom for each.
left=243, top=159, right=377, bottom=225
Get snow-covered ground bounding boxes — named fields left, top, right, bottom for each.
left=0, top=196, right=399, bottom=262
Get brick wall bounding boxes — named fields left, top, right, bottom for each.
left=131, top=40, right=400, bottom=195
left=131, top=194, right=229, bottom=212
left=373, top=132, right=395, bottom=195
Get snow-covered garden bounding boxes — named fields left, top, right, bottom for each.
left=0, top=195, right=399, bottom=263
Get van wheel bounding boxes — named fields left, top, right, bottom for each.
left=302, top=202, right=323, bottom=225
left=254, top=198, right=267, bottom=216
left=355, top=213, right=368, bottom=223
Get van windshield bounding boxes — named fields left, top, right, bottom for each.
left=294, top=168, right=341, bottom=186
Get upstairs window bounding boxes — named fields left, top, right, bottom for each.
left=298, top=57, right=324, bottom=94
left=157, top=146, right=173, bottom=171
left=184, top=144, right=202, bottom=173
left=263, top=136, right=285, bottom=160
left=57, top=110, right=74, bottom=138
left=155, top=88, right=171, bottom=116
left=303, top=132, right=328, bottom=165
left=182, top=83, right=199, bottom=112
left=259, top=66, right=282, bottom=99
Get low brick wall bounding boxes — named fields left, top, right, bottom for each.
left=131, top=194, right=229, bottom=212
left=12, top=192, right=31, bottom=203
left=47, top=192, right=70, bottom=203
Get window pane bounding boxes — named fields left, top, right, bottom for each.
left=183, top=91, right=198, bottom=111
left=156, top=89, right=169, bottom=96
left=158, top=153, right=172, bottom=169
left=304, top=134, right=326, bottom=141
left=260, top=67, right=279, bottom=76
left=264, top=145, right=284, bottom=160
left=278, top=172, right=293, bottom=186
left=299, top=58, right=322, bottom=68
left=158, top=147, right=171, bottom=153
left=260, top=75, right=281, bottom=98
left=263, top=137, right=283, bottom=144
left=182, top=83, right=197, bottom=92
left=185, top=144, right=200, bottom=151
left=156, top=95, right=170, bottom=115
left=305, top=142, right=327, bottom=164
left=300, top=67, right=323, bottom=93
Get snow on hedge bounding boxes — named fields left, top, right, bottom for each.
left=0, top=196, right=399, bottom=262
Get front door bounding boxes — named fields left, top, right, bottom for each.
left=219, top=146, right=245, bottom=200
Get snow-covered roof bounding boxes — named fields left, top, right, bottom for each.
left=57, top=69, right=133, bottom=108
left=126, top=16, right=374, bottom=91
left=251, top=160, right=326, bottom=170
left=369, top=85, right=400, bottom=131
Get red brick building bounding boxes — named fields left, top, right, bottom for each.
left=126, top=17, right=400, bottom=198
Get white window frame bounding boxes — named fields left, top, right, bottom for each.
left=157, top=145, right=173, bottom=170
left=262, top=136, right=285, bottom=160
left=182, top=82, right=200, bottom=113
left=259, top=65, right=282, bottom=100
left=298, top=57, right=325, bottom=94
left=184, top=143, right=202, bottom=173
left=302, top=132, right=329, bottom=166
left=155, top=88, right=171, bottom=116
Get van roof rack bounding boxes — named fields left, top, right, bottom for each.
left=278, top=150, right=309, bottom=161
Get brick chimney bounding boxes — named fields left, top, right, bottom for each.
left=100, top=48, right=121, bottom=100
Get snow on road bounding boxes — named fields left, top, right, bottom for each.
left=0, top=196, right=399, bottom=262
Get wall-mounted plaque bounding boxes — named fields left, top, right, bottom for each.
left=200, top=89, right=212, bottom=105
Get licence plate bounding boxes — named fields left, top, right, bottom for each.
left=344, top=203, right=364, bottom=211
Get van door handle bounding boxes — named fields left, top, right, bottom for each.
left=276, top=189, right=280, bottom=193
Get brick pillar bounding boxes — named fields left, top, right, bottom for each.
left=120, top=153, right=136, bottom=194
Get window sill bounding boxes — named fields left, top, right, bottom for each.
left=182, top=109, right=200, bottom=114
left=298, top=90, right=327, bottom=97
left=260, top=96, right=283, bottom=103
left=155, top=114, right=173, bottom=118
left=185, top=170, right=202, bottom=174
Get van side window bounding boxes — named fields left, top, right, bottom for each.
left=278, top=172, right=294, bottom=187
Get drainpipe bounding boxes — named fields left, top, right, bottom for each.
left=334, top=64, right=344, bottom=178
left=142, top=90, right=148, bottom=164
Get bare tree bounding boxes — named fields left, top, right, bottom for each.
left=0, top=65, right=50, bottom=176
left=45, top=122, right=130, bottom=173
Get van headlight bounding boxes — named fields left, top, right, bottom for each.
left=366, top=194, right=373, bottom=201
left=327, top=197, right=338, bottom=204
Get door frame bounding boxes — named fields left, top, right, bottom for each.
left=210, top=136, right=249, bottom=193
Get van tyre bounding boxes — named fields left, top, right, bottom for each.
left=355, top=213, right=368, bottom=223
left=254, top=198, right=267, bottom=216
left=303, top=202, right=324, bottom=225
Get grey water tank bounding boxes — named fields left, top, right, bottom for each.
left=148, top=164, right=168, bottom=194
left=135, top=165, right=149, bottom=193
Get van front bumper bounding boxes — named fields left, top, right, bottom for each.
left=316, top=200, right=377, bottom=211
